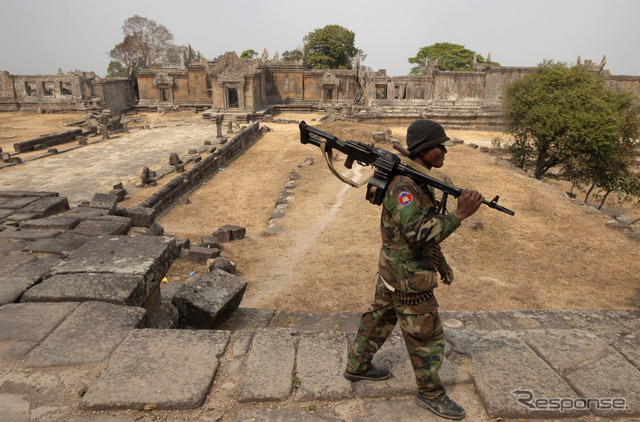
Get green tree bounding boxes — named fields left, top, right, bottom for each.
left=282, top=49, right=303, bottom=62
left=109, top=15, right=180, bottom=73
left=105, top=60, right=127, bottom=77
left=408, top=42, right=487, bottom=74
left=502, top=60, right=639, bottom=184
left=240, top=49, right=258, bottom=59
left=303, top=25, right=360, bottom=69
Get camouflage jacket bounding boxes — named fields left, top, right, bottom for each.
left=378, top=174, right=461, bottom=297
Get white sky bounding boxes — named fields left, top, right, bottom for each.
left=1, top=0, right=639, bottom=78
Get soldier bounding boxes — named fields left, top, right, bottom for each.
left=344, top=119, right=483, bottom=420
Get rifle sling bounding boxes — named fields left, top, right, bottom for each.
left=320, top=141, right=369, bottom=188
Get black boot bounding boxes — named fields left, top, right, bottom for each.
left=343, top=365, right=391, bottom=382
left=415, top=393, right=466, bottom=420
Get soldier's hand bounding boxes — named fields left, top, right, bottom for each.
left=454, top=189, right=483, bottom=221
left=439, top=263, right=454, bottom=285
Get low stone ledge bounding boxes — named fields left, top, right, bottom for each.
left=21, top=273, right=147, bottom=307
left=172, top=270, right=247, bottom=328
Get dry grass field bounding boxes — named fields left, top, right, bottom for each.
left=154, top=115, right=640, bottom=313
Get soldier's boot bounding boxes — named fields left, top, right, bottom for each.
left=415, top=392, right=466, bottom=420
left=343, top=365, right=391, bottom=382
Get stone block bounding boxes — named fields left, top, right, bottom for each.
left=237, top=328, right=296, bottom=403
left=0, top=228, right=62, bottom=241
left=295, top=331, right=353, bottom=401
left=71, top=218, right=130, bottom=236
left=21, top=236, right=85, bottom=258
left=24, top=301, right=145, bottom=367
left=21, top=273, right=147, bottom=307
left=172, top=270, right=247, bottom=328
left=20, top=196, right=69, bottom=216
left=89, top=193, right=117, bottom=214
left=79, top=329, right=230, bottom=410
left=206, top=256, right=236, bottom=274
left=446, top=330, right=586, bottom=419
left=213, top=224, right=246, bottom=242
left=19, top=215, right=80, bottom=231
left=221, top=308, right=275, bottom=331
left=0, top=302, right=79, bottom=359
left=186, top=246, right=221, bottom=263
left=53, top=235, right=179, bottom=299
left=201, top=235, right=219, bottom=248
left=126, top=206, right=156, bottom=227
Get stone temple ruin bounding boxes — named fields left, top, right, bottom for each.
left=2, top=52, right=639, bottom=129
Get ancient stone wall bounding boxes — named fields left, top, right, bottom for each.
left=96, top=78, right=136, bottom=112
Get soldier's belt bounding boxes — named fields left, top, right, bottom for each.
left=394, top=289, right=434, bottom=305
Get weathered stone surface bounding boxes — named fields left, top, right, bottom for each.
left=237, top=328, right=296, bottom=403
left=21, top=273, right=146, bottom=306
left=221, top=307, right=275, bottom=331
left=24, top=301, right=145, bottom=367
left=611, top=333, right=640, bottom=369
left=21, top=237, right=85, bottom=258
left=71, top=218, right=129, bottom=236
left=441, top=310, right=501, bottom=330
left=521, top=329, right=640, bottom=417
left=172, top=270, right=247, bottom=328
left=53, top=235, right=179, bottom=298
left=0, top=393, right=30, bottom=422
left=234, top=409, right=328, bottom=421
left=67, top=207, right=109, bottom=219
left=0, top=255, right=61, bottom=305
left=201, top=235, right=219, bottom=248
left=206, top=256, right=236, bottom=274
left=20, top=196, right=69, bottom=216
left=213, top=224, right=246, bottom=242
left=185, top=246, right=221, bottom=263
left=0, top=302, right=79, bottom=359
left=19, top=215, right=80, bottom=230
left=271, top=311, right=340, bottom=332
left=89, top=193, right=117, bottom=214
left=0, top=228, right=62, bottom=241
left=446, top=330, right=586, bottom=418
left=491, top=309, right=574, bottom=330
left=295, top=331, right=353, bottom=401
left=79, top=329, right=230, bottom=410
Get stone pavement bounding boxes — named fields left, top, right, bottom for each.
left=0, top=123, right=220, bottom=205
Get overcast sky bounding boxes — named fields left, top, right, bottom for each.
left=1, top=0, right=639, bottom=78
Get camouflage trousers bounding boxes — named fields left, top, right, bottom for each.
left=346, top=277, right=446, bottom=399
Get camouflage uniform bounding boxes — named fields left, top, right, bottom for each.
left=346, top=173, right=461, bottom=399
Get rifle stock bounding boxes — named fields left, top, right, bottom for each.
left=299, top=121, right=515, bottom=216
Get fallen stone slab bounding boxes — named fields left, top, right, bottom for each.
left=0, top=256, right=62, bottom=305
left=20, top=196, right=69, bottom=217
left=79, top=329, right=229, bottom=410
left=19, top=215, right=80, bottom=231
left=21, top=273, right=146, bottom=306
left=53, top=235, right=179, bottom=299
left=126, top=206, right=156, bottom=227
left=0, top=302, right=79, bottom=359
left=24, top=301, right=145, bottom=367
left=66, top=207, right=109, bottom=219
left=295, top=331, right=353, bottom=401
left=213, top=224, right=246, bottom=242
left=446, top=330, right=586, bottom=419
left=0, top=196, right=41, bottom=210
left=71, top=219, right=130, bottom=236
left=172, top=270, right=247, bottom=328
left=0, top=228, right=62, bottom=241
left=237, top=328, right=296, bottom=403
left=21, top=236, right=85, bottom=258
left=89, top=193, right=117, bottom=214
left=185, top=246, right=221, bottom=263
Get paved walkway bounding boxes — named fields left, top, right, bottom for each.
left=0, top=124, right=219, bottom=205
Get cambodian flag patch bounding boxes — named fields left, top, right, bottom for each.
left=398, top=192, right=413, bottom=207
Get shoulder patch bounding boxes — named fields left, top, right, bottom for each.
left=398, top=191, right=413, bottom=207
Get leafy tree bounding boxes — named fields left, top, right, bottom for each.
left=282, top=49, right=303, bottom=62
left=109, top=15, right=180, bottom=73
left=240, top=49, right=258, bottom=59
left=303, top=25, right=360, bottom=69
left=408, top=42, right=488, bottom=74
left=106, top=60, right=127, bottom=77
left=502, top=60, right=640, bottom=189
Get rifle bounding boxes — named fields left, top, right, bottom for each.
left=299, top=121, right=515, bottom=216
